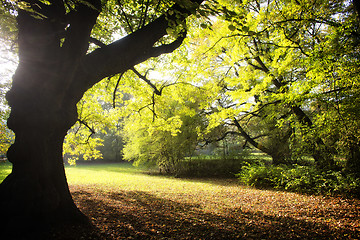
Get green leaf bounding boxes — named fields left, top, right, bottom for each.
left=200, top=23, right=208, bottom=29
left=242, top=26, right=249, bottom=32
left=228, top=24, right=236, bottom=31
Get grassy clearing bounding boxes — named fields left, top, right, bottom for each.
left=66, top=163, right=240, bottom=210
left=67, top=163, right=360, bottom=239
left=0, top=161, right=11, bottom=181
left=1, top=162, right=360, bottom=239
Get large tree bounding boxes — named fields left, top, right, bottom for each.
left=0, top=0, right=205, bottom=233
left=180, top=0, right=360, bottom=169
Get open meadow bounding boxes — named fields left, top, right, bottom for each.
left=1, top=162, right=359, bottom=239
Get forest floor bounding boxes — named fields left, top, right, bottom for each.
left=1, top=163, right=360, bottom=239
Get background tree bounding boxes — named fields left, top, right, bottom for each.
left=121, top=66, right=210, bottom=174
left=63, top=79, right=121, bottom=163
left=177, top=0, right=360, bottom=171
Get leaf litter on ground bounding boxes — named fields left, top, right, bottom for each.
left=46, top=164, right=360, bottom=239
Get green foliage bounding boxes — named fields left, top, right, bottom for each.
left=0, top=117, right=13, bottom=155
left=0, top=1, right=16, bottom=155
left=237, top=163, right=360, bottom=197
left=97, top=0, right=173, bottom=37
left=170, top=0, right=360, bottom=172
left=0, top=0, right=17, bottom=44
left=63, top=79, right=121, bottom=163
left=97, top=129, right=124, bottom=162
left=121, top=81, right=205, bottom=173
left=0, top=82, right=14, bottom=155
left=0, top=160, right=11, bottom=182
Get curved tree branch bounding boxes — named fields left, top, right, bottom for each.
left=89, top=37, right=106, bottom=48
left=149, top=31, right=187, bottom=57
left=73, top=0, right=203, bottom=99
left=233, top=117, right=271, bottom=154
left=112, top=73, right=124, bottom=108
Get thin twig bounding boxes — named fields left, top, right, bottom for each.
left=78, top=119, right=96, bottom=143
left=113, top=73, right=124, bottom=108
left=132, top=67, right=161, bottom=95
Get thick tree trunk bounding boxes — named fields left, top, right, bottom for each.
left=0, top=48, right=88, bottom=238
left=253, top=56, right=336, bottom=169
left=0, top=1, right=98, bottom=235
left=0, top=72, right=87, bottom=238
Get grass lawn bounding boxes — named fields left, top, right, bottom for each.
left=0, top=161, right=11, bottom=181
left=1, top=162, right=359, bottom=239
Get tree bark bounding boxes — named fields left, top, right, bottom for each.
left=0, top=1, right=100, bottom=235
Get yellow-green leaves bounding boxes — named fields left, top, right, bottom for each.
left=0, top=120, right=13, bottom=155
left=61, top=0, right=359, bottom=170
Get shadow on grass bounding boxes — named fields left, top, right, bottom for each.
left=70, top=190, right=359, bottom=240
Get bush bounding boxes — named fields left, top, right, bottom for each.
left=237, top=163, right=360, bottom=197
left=174, top=154, right=251, bottom=178
left=236, top=164, right=278, bottom=188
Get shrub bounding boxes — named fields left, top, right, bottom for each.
left=237, top=164, right=360, bottom=197
left=237, top=164, right=275, bottom=188
left=174, top=153, right=251, bottom=178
